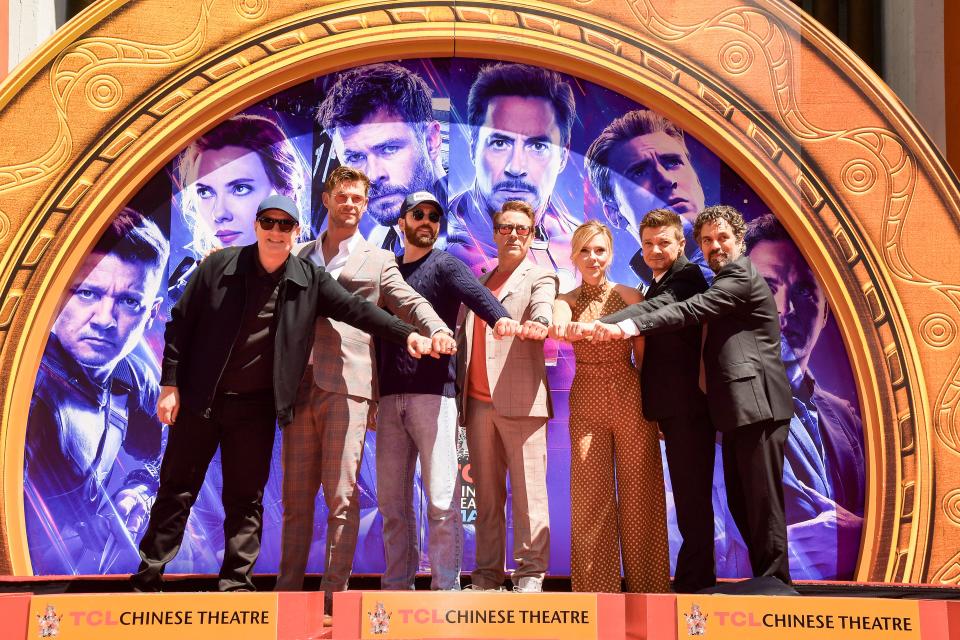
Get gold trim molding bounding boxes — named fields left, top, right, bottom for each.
left=1, top=0, right=958, bottom=582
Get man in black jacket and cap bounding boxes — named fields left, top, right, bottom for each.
left=131, top=195, right=432, bottom=592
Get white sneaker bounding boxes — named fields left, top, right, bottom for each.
left=512, top=577, right=543, bottom=593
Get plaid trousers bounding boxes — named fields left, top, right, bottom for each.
left=276, top=371, right=373, bottom=592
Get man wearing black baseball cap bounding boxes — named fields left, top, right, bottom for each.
left=132, top=194, right=433, bottom=592
left=375, top=190, right=521, bottom=591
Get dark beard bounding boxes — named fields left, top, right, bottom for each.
left=365, top=154, right=437, bottom=226
left=404, top=224, right=437, bottom=248
left=707, top=249, right=730, bottom=272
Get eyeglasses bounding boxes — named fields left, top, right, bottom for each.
left=409, top=210, right=442, bottom=223
left=494, top=223, right=532, bottom=237
left=257, top=216, right=298, bottom=232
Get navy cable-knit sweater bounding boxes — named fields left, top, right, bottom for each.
left=377, top=249, right=510, bottom=397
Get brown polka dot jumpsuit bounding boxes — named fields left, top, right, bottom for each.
left=568, top=282, right=670, bottom=593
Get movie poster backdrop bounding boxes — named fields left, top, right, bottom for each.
left=24, top=58, right=864, bottom=581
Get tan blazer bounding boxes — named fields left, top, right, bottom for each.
left=298, top=237, right=447, bottom=401
left=456, top=261, right=558, bottom=422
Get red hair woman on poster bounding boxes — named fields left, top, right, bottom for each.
left=178, top=113, right=309, bottom=255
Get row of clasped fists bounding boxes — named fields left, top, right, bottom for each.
left=496, top=318, right=550, bottom=341
left=405, top=317, right=552, bottom=359
left=547, top=320, right=626, bottom=342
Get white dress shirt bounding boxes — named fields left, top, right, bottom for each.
left=305, top=231, right=365, bottom=366
left=309, top=231, right=362, bottom=279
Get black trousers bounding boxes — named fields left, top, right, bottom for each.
left=660, top=405, right=717, bottom=593
left=721, top=419, right=791, bottom=584
left=131, top=392, right=276, bottom=591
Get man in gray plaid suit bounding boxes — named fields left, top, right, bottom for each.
left=276, top=167, right=453, bottom=607
left=456, top=200, right=558, bottom=593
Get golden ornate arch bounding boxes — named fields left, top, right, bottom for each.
left=1, top=0, right=958, bottom=582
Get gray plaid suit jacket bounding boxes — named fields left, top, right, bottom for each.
left=298, top=237, right=448, bottom=401
left=456, top=261, right=558, bottom=423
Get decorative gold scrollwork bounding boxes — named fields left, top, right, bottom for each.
left=934, top=355, right=960, bottom=454
left=629, top=0, right=941, bottom=291
left=0, top=209, right=9, bottom=243
left=921, top=313, right=957, bottom=349
left=235, top=0, right=267, bottom=21
left=0, top=1, right=212, bottom=198
left=930, top=551, right=960, bottom=585
left=718, top=41, right=754, bottom=75
left=841, top=159, right=877, bottom=194
left=84, top=73, right=123, bottom=110
left=942, top=489, right=960, bottom=526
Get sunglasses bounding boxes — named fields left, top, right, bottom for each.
left=409, top=210, right=442, bottom=223
left=257, top=216, right=298, bottom=232
left=494, top=223, right=532, bottom=237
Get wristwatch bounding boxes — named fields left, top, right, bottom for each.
left=532, top=316, right=550, bottom=327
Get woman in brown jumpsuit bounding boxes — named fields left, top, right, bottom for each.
left=551, top=221, right=670, bottom=593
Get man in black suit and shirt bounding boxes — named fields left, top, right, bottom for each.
left=592, top=204, right=794, bottom=585
left=631, top=208, right=715, bottom=592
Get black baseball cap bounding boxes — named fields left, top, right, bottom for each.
left=256, top=194, right=299, bottom=221
left=399, top=191, right=443, bottom=217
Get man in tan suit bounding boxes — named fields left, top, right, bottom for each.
left=277, top=167, right=453, bottom=606
left=456, top=200, right=558, bottom=592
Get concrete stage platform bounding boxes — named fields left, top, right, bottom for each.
left=2, top=575, right=959, bottom=639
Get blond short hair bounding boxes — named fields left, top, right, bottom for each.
left=569, top=220, right=614, bottom=262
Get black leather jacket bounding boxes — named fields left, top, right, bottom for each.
left=162, top=244, right=416, bottom=426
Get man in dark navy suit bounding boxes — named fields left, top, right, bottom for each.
left=593, top=204, right=794, bottom=585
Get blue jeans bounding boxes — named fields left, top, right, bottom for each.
left=376, top=393, right=462, bottom=590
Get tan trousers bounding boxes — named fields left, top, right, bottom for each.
left=465, top=399, right=550, bottom=588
